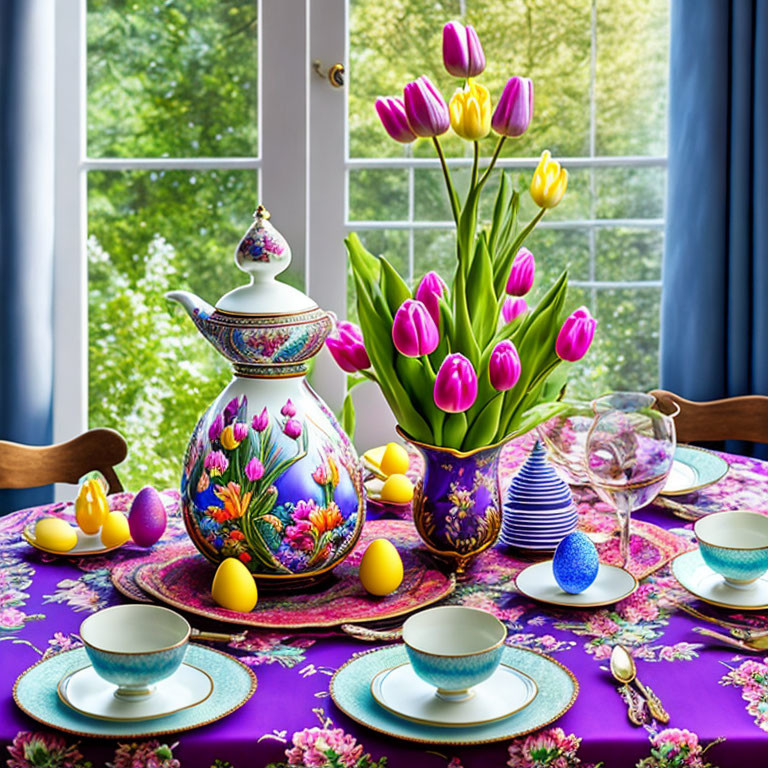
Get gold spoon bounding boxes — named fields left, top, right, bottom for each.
left=191, top=629, right=247, bottom=643
left=674, top=602, right=768, bottom=641
left=692, top=626, right=768, bottom=652
left=610, top=644, right=670, bottom=723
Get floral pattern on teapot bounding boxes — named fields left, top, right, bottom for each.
left=182, top=393, right=364, bottom=578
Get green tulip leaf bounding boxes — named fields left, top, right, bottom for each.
left=488, top=171, right=510, bottom=256
left=467, top=234, right=497, bottom=346
left=346, top=233, right=380, bottom=287
left=378, top=254, right=411, bottom=315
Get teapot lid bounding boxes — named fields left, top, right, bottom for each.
left=216, top=205, right=316, bottom=315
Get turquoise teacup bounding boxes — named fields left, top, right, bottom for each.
left=402, top=606, right=507, bottom=701
left=695, top=511, right=768, bottom=588
left=80, top=604, right=190, bottom=699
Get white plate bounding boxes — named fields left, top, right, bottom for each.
left=672, top=549, right=768, bottom=610
left=23, top=523, right=125, bottom=557
left=515, top=561, right=638, bottom=607
left=503, top=519, right=578, bottom=532
left=371, top=661, right=538, bottom=728
left=662, top=446, right=729, bottom=496
left=58, top=662, right=214, bottom=721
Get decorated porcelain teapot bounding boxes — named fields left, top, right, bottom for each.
left=167, top=206, right=365, bottom=585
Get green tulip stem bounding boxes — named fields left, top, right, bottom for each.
left=432, top=137, right=460, bottom=224
left=360, top=369, right=380, bottom=384
left=470, top=140, right=479, bottom=192
left=478, top=136, right=506, bottom=188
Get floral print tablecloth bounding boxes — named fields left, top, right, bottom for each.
left=2, top=436, right=768, bottom=768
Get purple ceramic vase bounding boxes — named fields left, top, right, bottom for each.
left=401, top=428, right=506, bottom=573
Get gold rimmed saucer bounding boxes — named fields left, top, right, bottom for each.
left=370, top=661, right=538, bottom=728
left=672, top=550, right=768, bottom=610
left=515, top=561, right=638, bottom=607
left=58, top=662, right=213, bottom=722
left=23, top=523, right=125, bottom=557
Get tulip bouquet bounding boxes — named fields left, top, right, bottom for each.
left=328, top=21, right=596, bottom=451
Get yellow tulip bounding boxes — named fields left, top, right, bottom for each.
left=75, top=479, right=109, bottom=535
left=449, top=79, right=491, bottom=141
left=530, top=150, right=568, bottom=209
left=220, top=425, right=241, bottom=451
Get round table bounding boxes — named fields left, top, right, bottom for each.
left=2, top=437, right=767, bottom=767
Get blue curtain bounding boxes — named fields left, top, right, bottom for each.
left=661, top=0, right=768, bottom=450
left=0, top=0, right=55, bottom=514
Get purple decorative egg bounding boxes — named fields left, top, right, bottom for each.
left=552, top=532, right=599, bottom=594
left=129, top=486, right=167, bottom=547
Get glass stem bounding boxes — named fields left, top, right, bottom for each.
left=617, top=496, right=632, bottom=569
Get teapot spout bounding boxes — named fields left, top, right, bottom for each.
left=166, top=290, right=216, bottom=333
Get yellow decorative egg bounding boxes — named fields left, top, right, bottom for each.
left=380, top=442, right=409, bottom=476
left=100, top=511, right=131, bottom=548
left=75, top=478, right=109, bottom=534
left=359, top=538, right=404, bottom=596
left=34, top=517, right=77, bottom=552
left=212, top=557, right=258, bottom=613
left=380, top=473, right=414, bottom=504
left=362, top=446, right=386, bottom=472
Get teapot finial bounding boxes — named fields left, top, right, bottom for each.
left=234, top=203, right=291, bottom=280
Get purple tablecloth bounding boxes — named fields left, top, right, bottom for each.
left=2, top=438, right=768, bottom=768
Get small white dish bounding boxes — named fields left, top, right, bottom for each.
left=371, top=662, right=537, bottom=727
left=23, top=523, right=124, bottom=557
left=672, top=549, right=768, bottom=610
left=515, top=561, right=638, bottom=607
left=58, top=662, right=213, bottom=721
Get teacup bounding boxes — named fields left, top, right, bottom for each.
left=80, top=604, right=190, bottom=699
left=402, top=606, right=507, bottom=701
left=695, top=511, right=768, bottom=588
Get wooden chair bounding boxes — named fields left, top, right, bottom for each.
left=650, top=390, right=768, bottom=444
left=0, top=428, right=128, bottom=494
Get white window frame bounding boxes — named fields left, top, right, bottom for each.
left=52, top=0, right=667, bottom=472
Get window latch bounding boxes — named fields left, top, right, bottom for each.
left=313, top=60, right=345, bottom=88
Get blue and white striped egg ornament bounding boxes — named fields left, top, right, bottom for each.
left=552, top=532, right=599, bottom=594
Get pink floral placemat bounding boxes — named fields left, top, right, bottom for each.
left=122, top=520, right=456, bottom=629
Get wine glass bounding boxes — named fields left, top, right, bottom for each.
left=537, top=402, right=594, bottom=486
left=585, top=392, right=678, bottom=569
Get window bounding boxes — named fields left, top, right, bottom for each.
left=346, top=0, right=668, bottom=401
left=54, top=0, right=668, bottom=491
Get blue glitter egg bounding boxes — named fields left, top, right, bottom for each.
left=552, top=532, right=599, bottom=594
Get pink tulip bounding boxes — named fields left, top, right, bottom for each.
left=375, top=97, right=417, bottom=143
left=434, top=353, right=478, bottom=413
left=283, top=419, right=302, bottom=440
left=556, top=306, right=597, bottom=362
left=403, top=76, right=450, bottom=138
left=326, top=321, right=371, bottom=373
left=415, top=271, right=447, bottom=328
left=245, top=457, right=265, bottom=482
left=392, top=299, right=440, bottom=357
left=204, top=450, right=228, bottom=477
left=251, top=408, right=269, bottom=432
left=442, top=21, right=486, bottom=78
left=502, top=297, right=528, bottom=324
left=492, top=77, right=534, bottom=137
left=208, top=413, right=224, bottom=442
left=233, top=422, right=249, bottom=443
left=281, top=399, right=296, bottom=418
left=506, top=248, right=535, bottom=296
left=489, top=340, right=521, bottom=391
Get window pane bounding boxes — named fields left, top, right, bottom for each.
left=595, top=0, right=669, bottom=156
left=348, top=169, right=409, bottom=221
left=87, top=169, right=286, bottom=490
left=526, top=228, right=591, bottom=284
left=348, top=0, right=591, bottom=159
left=595, top=228, right=663, bottom=282
left=87, top=1, right=258, bottom=158
left=595, top=166, right=666, bottom=219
